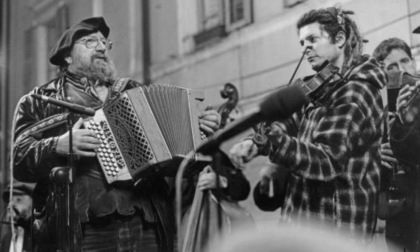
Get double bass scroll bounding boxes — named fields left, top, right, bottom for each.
left=217, top=83, right=239, bottom=129
left=179, top=83, right=253, bottom=252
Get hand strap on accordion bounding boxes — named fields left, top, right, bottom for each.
left=112, top=78, right=130, bottom=93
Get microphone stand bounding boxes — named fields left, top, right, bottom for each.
left=50, top=112, right=78, bottom=252
left=212, top=150, right=224, bottom=231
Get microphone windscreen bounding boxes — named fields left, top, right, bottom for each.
left=259, top=85, right=309, bottom=121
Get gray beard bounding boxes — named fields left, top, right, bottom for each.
left=70, top=58, right=117, bottom=84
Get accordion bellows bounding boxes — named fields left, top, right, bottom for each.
left=84, top=84, right=207, bottom=184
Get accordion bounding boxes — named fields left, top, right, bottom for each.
left=84, top=84, right=209, bottom=184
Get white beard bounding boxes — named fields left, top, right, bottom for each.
left=69, top=55, right=117, bottom=84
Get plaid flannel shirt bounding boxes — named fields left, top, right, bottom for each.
left=254, top=56, right=386, bottom=241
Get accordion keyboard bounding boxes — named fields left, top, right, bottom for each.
left=84, top=84, right=208, bottom=184
left=85, top=119, right=131, bottom=182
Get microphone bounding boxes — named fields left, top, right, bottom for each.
left=197, top=85, right=309, bottom=154
left=31, top=94, right=95, bottom=116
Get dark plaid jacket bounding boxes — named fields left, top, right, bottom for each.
left=253, top=56, right=386, bottom=241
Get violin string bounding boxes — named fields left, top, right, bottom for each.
left=288, top=48, right=307, bottom=86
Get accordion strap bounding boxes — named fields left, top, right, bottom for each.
left=112, top=78, right=130, bottom=93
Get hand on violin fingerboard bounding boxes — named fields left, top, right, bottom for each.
left=397, top=80, right=420, bottom=124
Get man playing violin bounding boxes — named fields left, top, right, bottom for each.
left=373, top=36, right=420, bottom=251
left=229, top=6, right=386, bottom=242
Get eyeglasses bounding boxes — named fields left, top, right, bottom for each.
left=75, top=37, right=113, bottom=50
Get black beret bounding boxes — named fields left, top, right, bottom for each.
left=414, top=26, right=420, bottom=34
left=49, top=16, right=110, bottom=66
left=2, top=181, right=35, bottom=202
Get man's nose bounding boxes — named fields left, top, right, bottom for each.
left=96, top=41, right=107, bottom=51
left=301, top=45, right=310, bottom=54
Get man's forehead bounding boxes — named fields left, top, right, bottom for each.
left=299, top=22, right=326, bottom=38
left=79, top=31, right=105, bottom=40
left=384, top=48, right=411, bottom=62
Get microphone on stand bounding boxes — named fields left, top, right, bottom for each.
left=31, top=94, right=95, bottom=116
left=196, top=84, right=309, bottom=155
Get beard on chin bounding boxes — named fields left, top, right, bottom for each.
left=70, top=56, right=117, bottom=84
left=89, top=58, right=117, bottom=83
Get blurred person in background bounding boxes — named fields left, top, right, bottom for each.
left=372, top=31, right=420, bottom=251
left=0, top=181, right=35, bottom=252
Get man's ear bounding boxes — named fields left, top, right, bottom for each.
left=64, top=56, right=72, bottom=65
left=335, top=31, right=346, bottom=49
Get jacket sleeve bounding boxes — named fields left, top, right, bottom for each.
left=214, top=151, right=251, bottom=201
left=13, top=92, right=68, bottom=182
left=268, top=80, right=383, bottom=182
left=222, top=165, right=250, bottom=201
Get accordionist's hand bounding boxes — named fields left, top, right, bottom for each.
left=56, top=118, right=101, bottom=157
left=199, top=107, right=221, bottom=136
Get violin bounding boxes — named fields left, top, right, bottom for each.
left=388, top=72, right=420, bottom=166
left=298, top=61, right=341, bottom=101
left=388, top=71, right=420, bottom=119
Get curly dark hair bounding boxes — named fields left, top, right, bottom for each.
left=297, top=7, right=364, bottom=73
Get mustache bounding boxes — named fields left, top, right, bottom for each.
left=92, top=53, right=110, bottom=62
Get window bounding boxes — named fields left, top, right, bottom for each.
left=200, top=0, right=224, bottom=31
left=194, top=0, right=252, bottom=48
left=225, top=0, right=252, bottom=32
